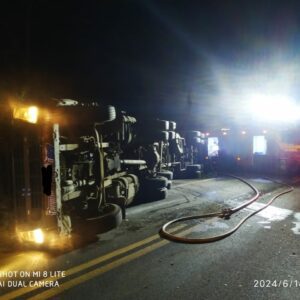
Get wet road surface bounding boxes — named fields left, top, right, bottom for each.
left=0, top=176, right=299, bottom=300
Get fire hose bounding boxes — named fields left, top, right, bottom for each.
left=160, top=175, right=294, bottom=243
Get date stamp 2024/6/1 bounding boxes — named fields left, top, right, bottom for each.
left=254, top=280, right=300, bottom=288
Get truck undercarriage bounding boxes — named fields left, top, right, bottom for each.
left=0, top=99, right=208, bottom=248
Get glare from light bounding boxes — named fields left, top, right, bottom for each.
left=27, top=106, right=39, bottom=123
left=206, top=132, right=210, bottom=136
left=248, top=93, right=300, bottom=123
left=33, top=229, right=44, bottom=244
left=13, top=105, right=39, bottom=124
left=17, top=227, right=45, bottom=244
left=222, top=132, right=227, bottom=135
left=253, top=135, right=267, bottom=155
left=262, top=130, right=267, bottom=134
left=241, top=130, right=246, bottom=135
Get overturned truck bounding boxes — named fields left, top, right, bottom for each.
left=0, top=99, right=208, bottom=248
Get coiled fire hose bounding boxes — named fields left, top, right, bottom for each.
left=160, top=175, right=294, bottom=244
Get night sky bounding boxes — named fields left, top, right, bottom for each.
left=1, top=0, right=300, bottom=129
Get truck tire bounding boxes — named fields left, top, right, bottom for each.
left=192, top=137, right=202, bottom=144
left=141, top=130, right=169, bottom=143
left=194, top=171, right=202, bottom=178
left=150, top=187, right=168, bottom=200
left=155, top=120, right=169, bottom=131
left=186, top=136, right=204, bottom=146
left=156, top=130, right=169, bottom=142
left=172, top=162, right=181, bottom=171
left=168, top=131, right=176, bottom=140
left=186, top=165, right=203, bottom=179
left=98, top=105, right=116, bottom=123
left=167, top=181, right=172, bottom=190
left=169, top=121, right=176, bottom=131
left=186, top=131, right=201, bottom=138
left=144, top=176, right=168, bottom=189
left=142, top=120, right=169, bottom=131
left=186, top=164, right=202, bottom=172
left=84, top=204, right=122, bottom=234
left=157, top=170, right=174, bottom=180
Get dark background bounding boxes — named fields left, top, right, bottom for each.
left=1, top=0, right=300, bottom=128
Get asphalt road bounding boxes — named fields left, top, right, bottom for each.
left=0, top=175, right=299, bottom=300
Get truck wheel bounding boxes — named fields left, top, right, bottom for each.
left=170, top=163, right=181, bottom=179
left=151, top=187, right=168, bottom=200
left=186, top=165, right=203, bottom=179
left=167, top=181, right=172, bottom=190
left=168, top=131, right=176, bottom=140
left=186, top=136, right=204, bottom=145
left=192, top=137, right=202, bottom=144
left=157, top=170, right=174, bottom=180
left=186, top=164, right=202, bottom=172
left=85, top=204, right=122, bottom=234
left=142, top=130, right=169, bottom=143
left=154, top=120, right=169, bottom=131
left=98, top=105, right=116, bottom=123
left=169, top=121, right=176, bottom=131
left=156, top=131, right=169, bottom=142
left=142, top=120, right=169, bottom=131
left=194, top=171, right=202, bottom=178
left=144, top=176, right=168, bottom=189
left=186, top=131, right=201, bottom=138
left=186, top=170, right=202, bottom=179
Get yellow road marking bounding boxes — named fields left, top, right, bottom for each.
left=0, top=224, right=185, bottom=300
left=28, top=226, right=195, bottom=300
